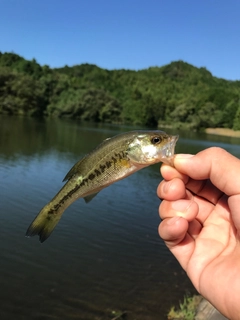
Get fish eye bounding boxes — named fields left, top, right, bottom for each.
left=151, top=136, right=162, bottom=144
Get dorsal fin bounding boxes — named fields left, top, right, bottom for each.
left=62, top=157, right=85, bottom=182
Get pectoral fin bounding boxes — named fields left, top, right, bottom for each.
left=83, top=192, right=99, bottom=203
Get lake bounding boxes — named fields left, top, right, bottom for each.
left=1, top=116, right=240, bottom=320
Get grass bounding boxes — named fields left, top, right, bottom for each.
left=167, top=295, right=202, bottom=320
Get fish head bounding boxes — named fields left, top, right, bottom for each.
left=127, top=131, right=178, bottom=166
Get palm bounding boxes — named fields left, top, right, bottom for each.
left=187, top=196, right=240, bottom=317
left=158, top=162, right=240, bottom=318
left=186, top=194, right=236, bottom=287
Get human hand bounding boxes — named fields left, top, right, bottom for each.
left=158, top=147, right=240, bottom=319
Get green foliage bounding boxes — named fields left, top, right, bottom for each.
left=222, top=99, right=239, bottom=128
left=0, top=66, right=46, bottom=116
left=233, top=102, right=240, bottom=130
left=0, top=51, right=240, bottom=129
left=46, top=87, right=122, bottom=122
left=168, top=295, right=202, bottom=320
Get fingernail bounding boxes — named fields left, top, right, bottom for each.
left=172, top=199, right=192, bottom=212
left=166, top=216, right=181, bottom=225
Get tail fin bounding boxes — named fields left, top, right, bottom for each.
left=26, top=206, right=61, bottom=243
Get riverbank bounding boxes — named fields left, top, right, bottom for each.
left=205, top=128, right=240, bottom=137
left=168, top=295, right=228, bottom=320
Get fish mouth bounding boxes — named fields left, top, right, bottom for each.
left=161, top=135, right=179, bottom=166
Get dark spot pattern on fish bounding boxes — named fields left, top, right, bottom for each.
left=106, top=161, right=111, bottom=168
left=112, top=156, right=117, bottom=164
left=117, top=152, right=123, bottom=160
left=100, top=164, right=106, bottom=173
left=88, top=173, right=95, bottom=180
left=48, top=208, right=56, bottom=215
left=48, top=183, right=82, bottom=214
left=48, top=151, right=129, bottom=215
left=94, top=169, right=101, bottom=176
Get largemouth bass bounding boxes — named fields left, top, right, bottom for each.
left=26, top=130, right=178, bottom=242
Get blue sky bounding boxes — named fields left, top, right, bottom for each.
left=1, top=0, right=240, bottom=80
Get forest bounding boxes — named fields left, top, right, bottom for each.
left=0, top=51, right=240, bottom=130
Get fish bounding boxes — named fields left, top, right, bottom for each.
left=26, top=130, right=178, bottom=243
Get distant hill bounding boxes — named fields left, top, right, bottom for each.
left=0, top=51, right=240, bottom=130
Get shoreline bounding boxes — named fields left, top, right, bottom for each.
left=205, top=128, right=240, bottom=138
left=168, top=295, right=227, bottom=319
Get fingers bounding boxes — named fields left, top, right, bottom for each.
left=160, top=164, right=188, bottom=183
left=185, top=178, right=224, bottom=205
left=174, top=147, right=240, bottom=197
left=158, top=217, right=195, bottom=269
left=157, top=177, right=187, bottom=201
left=157, top=147, right=240, bottom=274
left=159, top=175, right=224, bottom=208
left=160, top=161, right=225, bottom=206
left=159, top=191, right=215, bottom=224
left=159, top=216, right=188, bottom=246
left=159, top=198, right=199, bottom=221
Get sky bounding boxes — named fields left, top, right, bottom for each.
left=1, top=0, right=240, bottom=80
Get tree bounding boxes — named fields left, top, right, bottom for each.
left=233, top=103, right=240, bottom=130
left=1, top=51, right=240, bottom=130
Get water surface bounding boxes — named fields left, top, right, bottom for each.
left=1, top=116, right=240, bottom=320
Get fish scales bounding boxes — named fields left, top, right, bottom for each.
left=55, top=135, right=136, bottom=208
left=52, top=151, right=130, bottom=212
left=26, top=130, right=178, bottom=242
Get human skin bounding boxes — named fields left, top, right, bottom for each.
left=157, top=147, right=240, bottom=319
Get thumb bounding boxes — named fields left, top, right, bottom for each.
left=174, top=147, right=240, bottom=197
